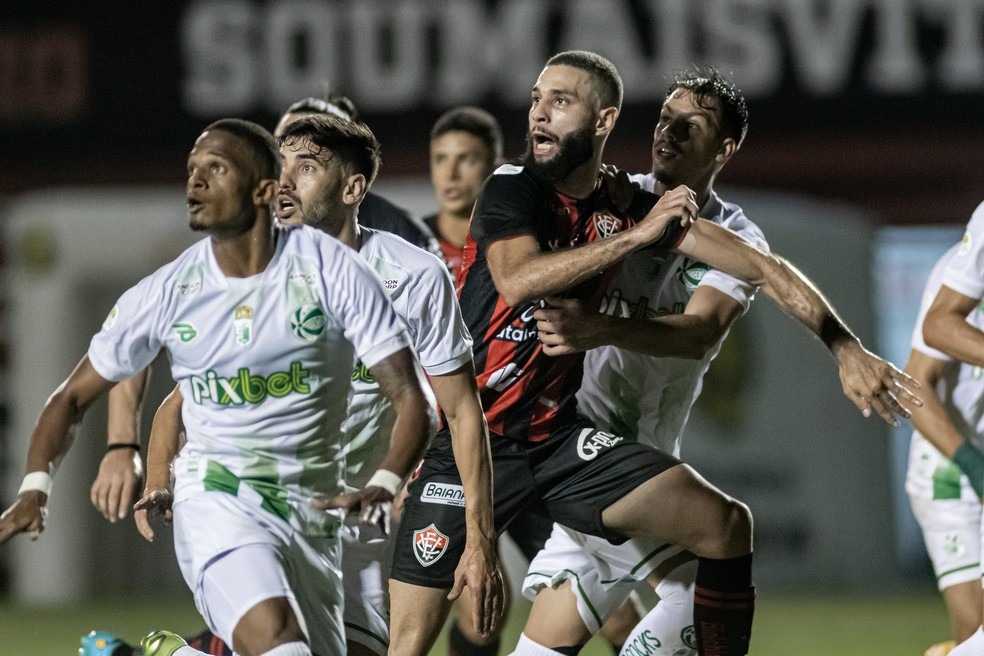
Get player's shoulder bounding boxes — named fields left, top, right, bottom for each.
left=363, top=228, right=453, bottom=285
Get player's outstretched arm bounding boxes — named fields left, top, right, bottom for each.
left=535, top=286, right=743, bottom=358
left=429, top=362, right=503, bottom=637
left=923, top=285, right=984, bottom=368
left=91, top=367, right=151, bottom=523
left=488, top=186, right=697, bottom=307
left=0, top=356, right=115, bottom=544
left=134, top=384, right=184, bottom=542
left=315, top=348, right=436, bottom=533
left=675, top=219, right=922, bottom=425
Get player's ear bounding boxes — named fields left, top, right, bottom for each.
left=343, top=173, right=367, bottom=207
left=716, top=137, right=738, bottom=164
left=595, top=106, right=619, bottom=136
left=254, top=178, right=278, bottom=206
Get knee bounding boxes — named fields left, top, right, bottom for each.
left=720, top=497, right=753, bottom=556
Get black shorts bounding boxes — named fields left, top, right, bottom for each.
left=390, top=417, right=680, bottom=588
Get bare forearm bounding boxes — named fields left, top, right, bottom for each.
left=377, top=394, right=434, bottom=478
left=25, top=389, right=85, bottom=475
left=924, top=315, right=984, bottom=368
left=592, top=314, right=724, bottom=359
left=107, top=367, right=151, bottom=446
left=145, top=387, right=183, bottom=490
left=446, top=409, right=495, bottom=546
left=496, top=229, right=649, bottom=306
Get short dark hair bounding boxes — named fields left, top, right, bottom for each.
left=667, top=65, right=749, bottom=147
left=546, top=50, right=623, bottom=109
left=205, top=118, right=280, bottom=179
left=283, top=94, right=359, bottom=121
left=430, top=106, right=503, bottom=161
left=278, top=114, right=381, bottom=185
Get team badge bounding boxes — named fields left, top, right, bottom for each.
left=958, top=231, right=972, bottom=256
left=944, top=532, right=965, bottom=557
left=677, top=258, right=709, bottom=290
left=234, top=305, right=253, bottom=346
left=412, top=523, right=450, bottom=567
left=172, top=322, right=198, bottom=343
left=593, top=213, right=622, bottom=239
left=290, top=303, right=326, bottom=342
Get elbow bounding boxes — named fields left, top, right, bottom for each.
left=499, top=283, right=535, bottom=308
left=922, top=314, right=947, bottom=352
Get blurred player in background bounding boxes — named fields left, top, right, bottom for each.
left=1, top=119, right=436, bottom=656
left=919, top=202, right=984, bottom=656
left=903, top=242, right=984, bottom=656
left=424, top=106, right=503, bottom=279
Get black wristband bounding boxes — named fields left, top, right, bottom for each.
left=107, top=443, right=140, bottom=452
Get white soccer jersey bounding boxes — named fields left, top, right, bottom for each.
left=906, top=242, right=984, bottom=502
left=88, top=224, right=411, bottom=535
left=343, top=228, right=473, bottom=490
left=943, top=201, right=984, bottom=300
left=576, top=174, right=768, bottom=455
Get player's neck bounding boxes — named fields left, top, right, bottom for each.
left=436, top=209, right=470, bottom=248
left=554, top=157, right=604, bottom=199
left=210, top=221, right=276, bottom=278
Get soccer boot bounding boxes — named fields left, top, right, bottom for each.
left=80, top=630, right=131, bottom=656
left=140, top=630, right=188, bottom=656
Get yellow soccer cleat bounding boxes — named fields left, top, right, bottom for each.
left=140, top=630, right=187, bottom=656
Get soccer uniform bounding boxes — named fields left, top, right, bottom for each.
left=341, top=227, right=474, bottom=654
left=361, top=192, right=443, bottom=261
left=523, top=177, right=768, bottom=636
left=88, top=225, right=411, bottom=654
left=423, top=213, right=466, bottom=279
left=391, top=163, right=689, bottom=588
left=907, top=237, right=984, bottom=591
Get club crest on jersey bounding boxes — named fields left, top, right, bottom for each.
left=172, top=322, right=198, bottom=343
left=676, top=258, right=709, bottom=290
left=234, top=306, right=253, bottom=346
left=290, top=303, right=326, bottom=342
left=593, top=214, right=622, bottom=239
left=681, top=625, right=697, bottom=649
left=959, top=231, right=973, bottom=256
left=412, top=524, right=450, bottom=567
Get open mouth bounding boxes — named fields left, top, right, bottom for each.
left=276, top=195, right=298, bottom=221
left=187, top=197, right=204, bottom=213
left=532, top=131, right=556, bottom=154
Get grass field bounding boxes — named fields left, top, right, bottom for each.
left=0, top=589, right=951, bottom=655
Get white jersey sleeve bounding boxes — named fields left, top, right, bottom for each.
left=911, top=245, right=958, bottom=362
left=943, top=201, right=984, bottom=300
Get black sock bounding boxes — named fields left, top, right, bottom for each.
left=449, top=619, right=501, bottom=656
left=693, top=554, right=755, bottom=656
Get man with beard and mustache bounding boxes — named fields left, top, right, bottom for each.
left=518, top=65, right=769, bottom=656
left=386, top=50, right=920, bottom=656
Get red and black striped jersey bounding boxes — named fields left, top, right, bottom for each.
left=457, top=163, right=689, bottom=443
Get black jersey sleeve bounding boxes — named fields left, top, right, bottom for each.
left=629, top=187, right=692, bottom=251
left=470, top=165, right=543, bottom=251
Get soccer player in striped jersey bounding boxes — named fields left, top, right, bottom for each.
left=386, top=50, right=918, bottom=656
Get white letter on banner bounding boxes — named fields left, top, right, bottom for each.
left=265, top=1, right=341, bottom=110
left=781, top=0, right=867, bottom=95
left=704, top=0, right=781, bottom=98
left=182, top=0, right=259, bottom=114
left=349, top=0, right=427, bottom=111
left=930, top=0, right=984, bottom=91
left=866, top=0, right=926, bottom=93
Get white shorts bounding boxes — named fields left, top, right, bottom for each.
left=341, top=517, right=391, bottom=655
left=523, top=523, right=684, bottom=634
left=173, top=491, right=345, bottom=655
left=909, top=493, right=982, bottom=591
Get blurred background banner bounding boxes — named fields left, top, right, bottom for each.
left=2, top=0, right=983, bottom=223
left=1, top=0, right=982, bottom=605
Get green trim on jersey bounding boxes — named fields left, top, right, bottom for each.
left=202, top=460, right=291, bottom=521
left=932, top=460, right=964, bottom=500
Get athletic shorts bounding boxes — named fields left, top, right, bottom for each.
left=909, top=494, right=982, bottom=590
left=173, top=491, right=345, bottom=655
left=340, top=517, right=390, bottom=655
left=390, top=418, right=680, bottom=588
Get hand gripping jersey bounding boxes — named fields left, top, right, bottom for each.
left=457, top=163, right=689, bottom=443
left=577, top=174, right=768, bottom=456
left=906, top=240, right=984, bottom=503
left=344, top=228, right=474, bottom=490
left=88, top=225, right=411, bottom=535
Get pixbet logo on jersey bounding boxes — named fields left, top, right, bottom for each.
left=189, top=360, right=311, bottom=405
left=412, top=523, right=450, bottom=567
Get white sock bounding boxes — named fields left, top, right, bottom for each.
left=951, top=627, right=984, bottom=656
left=620, top=560, right=698, bottom=656
left=259, top=642, right=312, bottom=656
left=510, top=633, right=568, bottom=656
